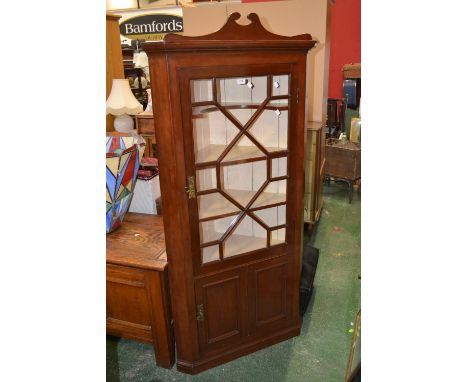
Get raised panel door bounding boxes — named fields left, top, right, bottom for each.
left=194, top=267, right=247, bottom=354
left=247, top=256, right=294, bottom=336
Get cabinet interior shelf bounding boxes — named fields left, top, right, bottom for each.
left=224, top=234, right=285, bottom=258
left=196, top=144, right=287, bottom=167
left=202, top=233, right=286, bottom=261
left=198, top=190, right=286, bottom=222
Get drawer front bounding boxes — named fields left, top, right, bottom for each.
left=137, top=117, right=155, bottom=134
left=107, top=263, right=146, bottom=286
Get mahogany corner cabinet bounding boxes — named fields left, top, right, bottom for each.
left=144, top=13, right=317, bottom=374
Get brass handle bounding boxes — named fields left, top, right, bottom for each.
left=196, top=304, right=204, bottom=321
left=186, top=176, right=196, bottom=199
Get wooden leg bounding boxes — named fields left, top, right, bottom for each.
left=348, top=181, right=354, bottom=203
left=147, top=269, right=175, bottom=369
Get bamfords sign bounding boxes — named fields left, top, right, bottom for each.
left=120, top=14, right=183, bottom=41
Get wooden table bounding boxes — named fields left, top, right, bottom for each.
left=106, top=213, right=174, bottom=369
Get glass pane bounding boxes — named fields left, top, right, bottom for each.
left=192, top=105, right=239, bottom=164
left=222, top=161, right=267, bottom=207
left=202, top=245, right=220, bottom=264
left=272, top=74, right=289, bottom=96
left=192, top=73, right=292, bottom=265
left=252, top=205, right=286, bottom=227
left=223, top=215, right=267, bottom=258
left=200, top=215, right=239, bottom=244
left=220, top=135, right=266, bottom=164
left=252, top=179, right=287, bottom=208
left=196, top=167, right=217, bottom=192
left=218, top=76, right=267, bottom=105
left=191, top=79, right=213, bottom=103
left=270, top=228, right=286, bottom=245
left=198, top=193, right=240, bottom=220
left=249, top=100, right=289, bottom=152
left=217, top=76, right=267, bottom=126
left=225, top=107, right=255, bottom=126
left=271, top=156, right=287, bottom=178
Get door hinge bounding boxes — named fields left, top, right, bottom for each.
left=296, top=87, right=300, bottom=104
left=186, top=175, right=196, bottom=199
left=196, top=304, right=204, bottom=321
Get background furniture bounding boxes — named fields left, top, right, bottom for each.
left=144, top=13, right=316, bottom=374
left=106, top=13, right=125, bottom=132
left=342, top=63, right=360, bottom=136
left=122, top=46, right=135, bottom=69
left=304, top=121, right=325, bottom=234
left=342, top=63, right=361, bottom=110
left=106, top=213, right=175, bottom=369
left=324, top=140, right=361, bottom=203
left=326, top=98, right=347, bottom=138
left=135, top=114, right=157, bottom=157
left=125, top=67, right=149, bottom=110
left=129, top=176, right=161, bottom=215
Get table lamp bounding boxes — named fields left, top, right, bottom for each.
left=133, top=51, right=149, bottom=68
left=106, top=79, right=143, bottom=132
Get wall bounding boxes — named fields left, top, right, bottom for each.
left=108, top=0, right=331, bottom=122
left=328, top=0, right=361, bottom=99
left=106, top=0, right=235, bottom=10
left=183, top=0, right=331, bottom=123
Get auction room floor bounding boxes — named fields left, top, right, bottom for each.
left=107, top=182, right=361, bottom=382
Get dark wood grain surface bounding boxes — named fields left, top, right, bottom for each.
left=145, top=12, right=316, bottom=374
left=143, top=12, right=317, bottom=53
left=106, top=212, right=174, bottom=368
left=106, top=213, right=167, bottom=271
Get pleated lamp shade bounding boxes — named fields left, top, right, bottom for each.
left=106, top=79, right=143, bottom=116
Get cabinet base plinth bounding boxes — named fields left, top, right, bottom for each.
left=176, top=325, right=301, bottom=375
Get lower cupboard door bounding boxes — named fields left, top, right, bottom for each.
left=248, top=257, right=294, bottom=336
left=194, top=267, right=247, bottom=355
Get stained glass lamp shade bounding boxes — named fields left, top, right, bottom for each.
left=106, top=133, right=146, bottom=233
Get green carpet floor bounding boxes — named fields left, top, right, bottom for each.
left=107, top=183, right=361, bottom=382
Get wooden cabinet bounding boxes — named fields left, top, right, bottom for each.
left=304, top=121, right=325, bottom=232
left=324, top=141, right=361, bottom=203
left=106, top=213, right=175, bottom=369
left=144, top=13, right=316, bottom=374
